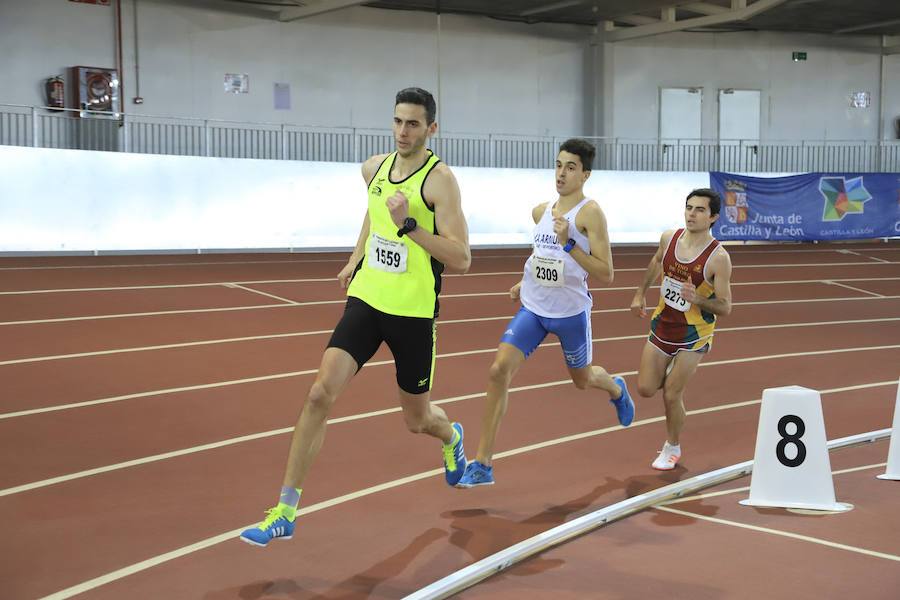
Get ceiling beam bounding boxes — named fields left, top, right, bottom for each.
left=834, top=18, right=900, bottom=35
left=279, top=0, right=368, bottom=22
left=681, top=2, right=730, bottom=16
left=617, top=14, right=660, bottom=26
left=520, top=0, right=586, bottom=17
left=884, top=35, right=900, bottom=56
left=600, top=0, right=789, bottom=43
left=155, top=0, right=278, bottom=20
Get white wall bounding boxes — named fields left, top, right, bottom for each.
left=0, top=0, right=588, bottom=136
left=0, top=0, right=120, bottom=102
left=607, top=31, right=889, bottom=141
left=2, top=1, right=899, bottom=143
left=883, top=54, right=900, bottom=141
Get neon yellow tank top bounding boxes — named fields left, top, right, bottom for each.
left=347, top=150, right=443, bottom=318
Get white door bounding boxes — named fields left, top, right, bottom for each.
left=718, top=89, right=761, bottom=172
left=660, top=87, right=703, bottom=170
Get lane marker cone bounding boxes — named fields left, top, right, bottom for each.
left=876, top=377, right=900, bottom=481
left=740, top=385, right=852, bottom=512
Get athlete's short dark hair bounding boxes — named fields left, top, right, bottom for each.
left=558, top=138, right=596, bottom=172
left=395, top=87, right=436, bottom=124
left=686, top=188, right=721, bottom=217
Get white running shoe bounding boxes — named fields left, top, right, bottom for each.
left=651, top=442, right=681, bottom=471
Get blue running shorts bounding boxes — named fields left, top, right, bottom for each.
left=500, top=306, right=592, bottom=368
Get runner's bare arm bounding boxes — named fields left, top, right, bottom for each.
left=338, top=212, right=369, bottom=288
left=565, top=201, right=613, bottom=284
left=685, top=248, right=733, bottom=316
left=403, top=164, right=471, bottom=272
left=511, top=202, right=548, bottom=300
left=630, top=230, right=672, bottom=316
left=336, top=156, right=386, bottom=287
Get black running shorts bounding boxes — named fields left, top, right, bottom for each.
left=327, top=296, right=436, bottom=394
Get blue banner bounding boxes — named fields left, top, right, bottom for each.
left=709, top=172, right=899, bottom=241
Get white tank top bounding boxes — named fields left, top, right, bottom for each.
left=520, top=198, right=593, bottom=318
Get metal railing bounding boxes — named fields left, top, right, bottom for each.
left=3, top=104, right=899, bottom=172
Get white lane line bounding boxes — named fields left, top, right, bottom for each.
left=2, top=312, right=897, bottom=419
left=0, top=254, right=534, bottom=273
left=654, top=506, right=900, bottom=562
left=1, top=366, right=894, bottom=500
left=0, top=302, right=297, bottom=326
left=444, top=278, right=900, bottom=300
left=0, top=279, right=346, bottom=296
left=2, top=273, right=897, bottom=297
left=2, top=288, right=899, bottom=328
left=0, top=258, right=351, bottom=271
left=3, top=320, right=899, bottom=420
left=831, top=462, right=890, bottom=475
left=481, top=294, right=900, bottom=319
left=0, top=330, right=334, bottom=367
left=661, top=462, right=888, bottom=506
left=33, top=380, right=896, bottom=600
left=824, top=280, right=885, bottom=298
left=444, top=261, right=898, bottom=273
left=0, top=273, right=521, bottom=295
left=223, top=283, right=298, bottom=305
left=732, top=261, right=897, bottom=269
left=0, top=370, right=313, bottom=420
left=737, top=295, right=899, bottom=307
left=2, top=245, right=894, bottom=275
left=0, top=261, right=900, bottom=298
left=0, top=261, right=900, bottom=297
left=838, top=249, right=892, bottom=263
left=3, top=315, right=897, bottom=368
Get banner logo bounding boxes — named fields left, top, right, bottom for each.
left=819, top=176, right=870, bottom=221
left=723, top=180, right=749, bottom=224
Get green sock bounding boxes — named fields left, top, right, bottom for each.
left=278, top=486, right=301, bottom=520
left=445, top=426, right=459, bottom=447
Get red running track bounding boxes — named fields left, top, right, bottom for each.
left=0, top=242, right=898, bottom=599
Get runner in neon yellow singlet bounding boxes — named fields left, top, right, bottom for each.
left=240, top=88, right=472, bottom=547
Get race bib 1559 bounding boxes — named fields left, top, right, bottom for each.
left=368, top=234, right=408, bottom=273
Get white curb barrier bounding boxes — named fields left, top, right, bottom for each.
left=877, top=378, right=900, bottom=481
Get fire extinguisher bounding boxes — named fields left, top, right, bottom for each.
left=45, top=76, right=65, bottom=110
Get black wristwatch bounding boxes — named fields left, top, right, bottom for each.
left=397, top=217, right=417, bottom=237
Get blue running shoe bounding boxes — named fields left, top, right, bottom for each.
left=240, top=505, right=295, bottom=547
left=456, top=460, right=494, bottom=488
left=610, top=376, right=635, bottom=427
left=442, top=422, right=467, bottom=486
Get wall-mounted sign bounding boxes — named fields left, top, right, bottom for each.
left=224, top=73, right=249, bottom=94
left=850, top=91, right=871, bottom=108
left=791, top=51, right=807, bottom=61
left=274, top=83, right=291, bottom=110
